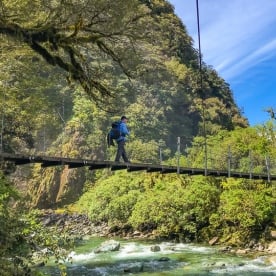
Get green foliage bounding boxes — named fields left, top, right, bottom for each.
left=0, top=0, right=154, bottom=100
left=1, top=0, right=275, bottom=252
left=209, top=178, right=275, bottom=245
left=0, top=172, right=75, bottom=275
left=187, top=124, right=276, bottom=174
left=76, top=165, right=275, bottom=245
left=0, top=172, right=21, bottom=275
left=77, top=173, right=220, bottom=240
left=127, top=139, right=160, bottom=163
left=0, top=47, right=73, bottom=153
left=0, top=0, right=248, bottom=157
left=129, top=176, right=220, bottom=238
left=77, top=170, right=144, bottom=224
left=75, top=120, right=276, bottom=245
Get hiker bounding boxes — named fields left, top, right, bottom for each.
left=115, top=116, right=130, bottom=163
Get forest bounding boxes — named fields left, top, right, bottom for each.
left=0, top=0, right=275, bottom=274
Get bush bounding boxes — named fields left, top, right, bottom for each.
left=77, top=172, right=221, bottom=241
left=209, top=178, right=275, bottom=245
left=77, top=171, right=144, bottom=224
left=129, top=176, right=220, bottom=240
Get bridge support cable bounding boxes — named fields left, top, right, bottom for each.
left=177, top=137, right=181, bottom=174
left=196, top=0, right=208, bottom=176
left=0, top=90, right=5, bottom=154
left=227, top=146, right=232, bottom=178
left=265, top=155, right=271, bottom=183
left=249, top=151, right=253, bottom=180
left=158, top=140, right=164, bottom=165
left=0, top=111, right=3, bottom=154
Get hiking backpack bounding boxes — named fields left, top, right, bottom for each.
left=107, top=121, right=121, bottom=147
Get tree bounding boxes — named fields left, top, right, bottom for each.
left=0, top=0, right=152, bottom=103
left=265, top=107, right=275, bottom=120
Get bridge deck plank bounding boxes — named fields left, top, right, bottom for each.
left=0, top=153, right=275, bottom=181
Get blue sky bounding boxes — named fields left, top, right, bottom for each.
left=168, top=0, right=276, bottom=126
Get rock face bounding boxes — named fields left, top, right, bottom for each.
left=30, top=166, right=86, bottom=208
left=56, top=166, right=86, bottom=205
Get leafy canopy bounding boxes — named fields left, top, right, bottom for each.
left=0, top=0, right=152, bottom=102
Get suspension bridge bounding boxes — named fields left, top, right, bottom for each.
left=0, top=152, right=275, bottom=181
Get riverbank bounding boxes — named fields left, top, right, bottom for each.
left=39, top=209, right=155, bottom=240
left=38, top=210, right=276, bottom=258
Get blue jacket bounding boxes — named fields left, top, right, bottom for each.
left=117, top=121, right=129, bottom=142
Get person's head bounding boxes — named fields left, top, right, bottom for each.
left=121, top=115, right=128, bottom=123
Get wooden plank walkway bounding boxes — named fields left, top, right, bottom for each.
left=0, top=152, right=275, bottom=181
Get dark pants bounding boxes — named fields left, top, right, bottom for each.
left=115, top=140, right=129, bottom=162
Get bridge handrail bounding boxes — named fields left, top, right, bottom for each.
left=0, top=152, right=275, bottom=181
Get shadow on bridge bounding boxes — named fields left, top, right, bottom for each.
left=0, top=152, right=274, bottom=181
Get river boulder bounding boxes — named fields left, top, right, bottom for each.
left=267, top=255, right=276, bottom=265
left=267, top=241, right=276, bottom=253
left=150, top=245, right=161, bottom=252
left=94, top=239, right=120, bottom=254
left=209, top=237, right=219, bottom=246
left=270, top=230, right=276, bottom=239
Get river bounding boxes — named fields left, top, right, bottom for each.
left=38, top=237, right=276, bottom=275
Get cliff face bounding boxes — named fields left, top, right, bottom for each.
left=29, top=166, right=86, bottom=208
